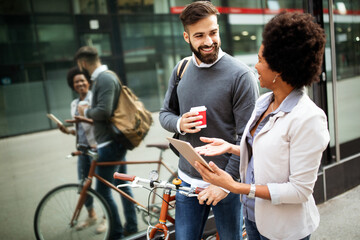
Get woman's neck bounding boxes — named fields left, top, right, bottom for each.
left=272, top=82, right=294, bottom=108
left=79, top=92, right=87, bottom=101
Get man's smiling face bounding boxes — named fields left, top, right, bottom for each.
left=184, top=15, right=221, bottom=65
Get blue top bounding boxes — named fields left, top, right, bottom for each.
left=75, top=93, right=92, bottom=146
left=242, top=88, right=304, bottom=221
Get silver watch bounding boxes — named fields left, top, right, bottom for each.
left=248, top=184, right=256, bottom=199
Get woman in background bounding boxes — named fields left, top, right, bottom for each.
left=58, top=67, right=98, bottom=230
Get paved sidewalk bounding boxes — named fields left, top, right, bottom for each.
left=311, top=184, right=360, bottom=239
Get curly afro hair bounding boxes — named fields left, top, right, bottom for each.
left=262, top=12, right=326, bottom=89
left=66, top=67, right=91, bottom=91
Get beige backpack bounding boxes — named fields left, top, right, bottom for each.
left=108, top=71, right=153, bottom=150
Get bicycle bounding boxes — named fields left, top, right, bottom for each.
left=113, top=172, right=248, bottom=240
left=113, top=172, right=219, bottom=240
left=33, top=143, right=177, bottom=240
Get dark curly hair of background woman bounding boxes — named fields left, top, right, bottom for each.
left=262, top=12, right=326, bottom=89
left=66, top=66, right=91, bottom=91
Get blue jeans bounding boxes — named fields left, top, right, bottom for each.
left=175, top=180, right=242, bottom=240
left=78, top=154, right=93, bottom=209
left=245, top=218, right=311, bottom=240
left=114, top=158, right=138, bottom=233
left=96, top=141, right=138, bottom=239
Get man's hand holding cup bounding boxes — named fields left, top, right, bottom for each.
left=180, top=106, right=207, bottom=133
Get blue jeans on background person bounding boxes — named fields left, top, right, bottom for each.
left=175, top=180, right=242, bottom=240
left=244, top=218, right=311, bottom=240
left=96, top=141, right=138, bottom=239
left=78, top=154, right=93, bottom=209
left=114, top=158, right=138, bottom=233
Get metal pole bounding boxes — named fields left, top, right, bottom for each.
left=328, top=0, right=340, bottom=162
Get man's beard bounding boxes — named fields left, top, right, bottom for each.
left=189, top=41, right=219, bottom=64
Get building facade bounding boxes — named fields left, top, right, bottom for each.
left=0, top=0, right=359, bottom=221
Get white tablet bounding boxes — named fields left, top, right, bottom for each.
left=167, top=137, right=214, bottom=172
left=47, top=114, right=69, bottom=133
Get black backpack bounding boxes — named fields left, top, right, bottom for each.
left=168, top=57, right=191, bottom=156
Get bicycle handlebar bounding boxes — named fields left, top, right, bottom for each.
left=113, top=172, right=136, bottom=182
left=67, top=147, right=98, bottom=159
left=71, top=151, right=82, bottom=156
left=113, top=172, right=204, bottom=195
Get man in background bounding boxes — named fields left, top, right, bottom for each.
left=75, top=46, right=138, bottom=239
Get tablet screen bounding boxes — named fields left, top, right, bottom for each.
left=167, top=137, right=214, bottom=172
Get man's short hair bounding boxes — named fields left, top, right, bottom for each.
left=74, top=46, right=99, bottom=64
left=66, top=66, right=91, bottom=91
left=179, top=1, right=219, bottom=31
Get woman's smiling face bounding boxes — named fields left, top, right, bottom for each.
left=73, top=74, right=90, bottom=95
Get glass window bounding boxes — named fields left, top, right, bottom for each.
left=332, top=0, right=360, bottom=158
left=0, top=0, right=31, bottom=14
left=0, top=82, right=49, bottom=136
left=0, top=62, right=75, bottom=137
left=169, top=0, right=192, bottom=14
left=231, top=25, right=261, bottom=56
left=36, top=16, right=77, bottom=62
left=265, top=0, right=303, bottom=9
left=119, top=14, right=183, bottom=111
left=117, top=0, right=154, bottom=14
left=0, top=16, right=38, bottom=64
left=73, top=0, right=108, bottom=14
left=33, top=0, right=71, bottom=13
left=170, top=0, right=192, bottom=7
left=0, top=24, right=6, bottom=43
left=229, top=0, right=306, bottom=95
left=0, top=65, right=38, bottom=85
left=44, top=62, right=74, bottom=125
left=80, top=33, right=112, bottom=56
left=322, top=0, right=360, bottom=162
left=228, top=0, right=263, bottom=8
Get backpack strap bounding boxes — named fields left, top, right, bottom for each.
left=167, top=56, right=191, bottom=116
left=176, top=56, right=192, bottom=84
left=103, top=70, right=123, bottom=116
left=105, top=70, right=122, bottom=86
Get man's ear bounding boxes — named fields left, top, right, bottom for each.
left=183, top=31, right=190, bottom=44
left=77, top=60, right=82, bottom=71
left=77, top=60, right=86, bottom=71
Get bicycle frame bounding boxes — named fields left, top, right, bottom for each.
left=70, top=146, right=176, bottom=227
left=70, top=158, right=146, bottom=227
left=147, top=188, right=175, bottom=239
left=114, top=173, right=207, bottom=240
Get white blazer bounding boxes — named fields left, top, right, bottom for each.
left=239, top=92, right=330, bottom=240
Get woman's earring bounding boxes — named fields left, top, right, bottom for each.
left=273, top=74, right=278, bottom=83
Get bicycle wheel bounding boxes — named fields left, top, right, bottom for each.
left=34, top=184, right=112, bottom=240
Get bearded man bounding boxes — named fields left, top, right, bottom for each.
left=159, top=1, right=259, bottom=240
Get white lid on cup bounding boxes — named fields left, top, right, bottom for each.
left=190, top=106, right=206, bottom=112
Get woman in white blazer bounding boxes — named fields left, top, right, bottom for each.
left=194, top=12, right=329, bottom=240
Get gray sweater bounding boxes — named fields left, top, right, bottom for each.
left=86, top=71, right=121, bottom=144
left=159, top=54, right=259, bottom=179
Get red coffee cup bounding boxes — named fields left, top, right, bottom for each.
left=190, top=106, right=207, bottom=129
